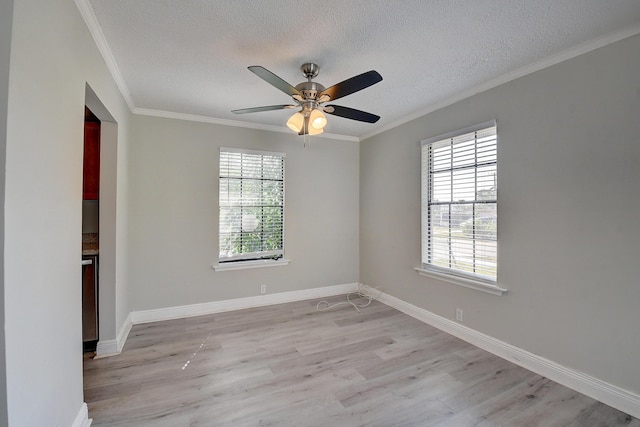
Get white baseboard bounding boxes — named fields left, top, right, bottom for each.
left=95, top=339, right=117, bottom=358
left=95, top=312, right=132, bottom=358
left=71, top=403, right=91, bottom=427
left=116, top=312, right=133, bottom=352
left=131, top=283, right=358, bottom=324
left=362, top=285, right=640, bottom=419
left=98, top=283, right=358, bottom=356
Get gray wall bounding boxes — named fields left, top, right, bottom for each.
left=128, top=115, right=359, bottom=310
left=4, top=0, right=132, bottom=424
left=0, top=0, right=13, bottom=424
left=360, top=33, right=640, bottom=394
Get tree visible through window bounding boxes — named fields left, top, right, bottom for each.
left=219, top=148, right=285, bottom=262
left=421, top=121, right=497, bottom=282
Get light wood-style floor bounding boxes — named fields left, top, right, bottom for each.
left=84, top=295, right=638, bottom=426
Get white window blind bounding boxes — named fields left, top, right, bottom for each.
left=421, top=121, right=497, bottom=283
left=219, top=148, right=285, bottom=263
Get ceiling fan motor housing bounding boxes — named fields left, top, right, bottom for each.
left=295, top=81, right=326, bottom=103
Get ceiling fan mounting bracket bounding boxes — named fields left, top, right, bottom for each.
left=300, top=62, right=320, bottom=79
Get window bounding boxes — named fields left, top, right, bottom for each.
left=219, top=148, right=285, bottom=263
left=420, top=121, right=497, bottom=285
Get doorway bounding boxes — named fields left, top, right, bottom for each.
left=82, top=107, right=100, bottom=353
left=83, top=83, right=118, bottom=358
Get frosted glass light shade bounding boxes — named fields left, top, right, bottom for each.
left=287, top=112, right=304, bottom=132
left=307, top=124, right=323, bottom=135
left=309, top=109, right=327, bottom=129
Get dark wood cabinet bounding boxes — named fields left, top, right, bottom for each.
left=83, top=121, right=100, bottom=200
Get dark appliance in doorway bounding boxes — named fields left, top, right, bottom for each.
left=82, top=254, right=98, bottom=352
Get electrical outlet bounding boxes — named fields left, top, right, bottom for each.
left=456, top=308, right=464, bottom=322
left=260, top=284, right=267, bottom=294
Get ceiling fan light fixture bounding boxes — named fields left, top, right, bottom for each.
left=309, top=108, right=327, bottom=130
left=307, top=123, right=323, bottom=135
left=286, top=111, right=304, bottom=132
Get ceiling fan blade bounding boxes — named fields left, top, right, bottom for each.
left=318, top=70, right=382, bottom=102
left=324, top=105, right=380, bottom=123
left=232, top=104, right=296, bottom=114
left=248, top=66, right=302, bottom=97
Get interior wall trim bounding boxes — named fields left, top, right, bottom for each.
left=71, top=403, right=91, bottom=427
left=360, top=22, right=640, bottom=141
left=97, top=283, right=358, bottom=357
left=95, top=339, right=117, bottom=358
left=73, top=0, right=135, bottom=110
left=95, top=312, right=133, bottom=358
left=363, top=285, right=640, bottom=420
left=131, top=283, right=359, bottom=325
left=133, top=108, right=360, bottom=142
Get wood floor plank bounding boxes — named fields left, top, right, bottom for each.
left=84, top=297, right=638, bottom=426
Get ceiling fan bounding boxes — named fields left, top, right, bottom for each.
left=232, top=63, right=382, bottom=135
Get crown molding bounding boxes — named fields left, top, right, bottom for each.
left=74, top=0, right=135, bottom=111
left=77, top=0, right=640, bottom=143
left=133, top=108, right=360, bottom=142
left=72, top=0, right=361, bottom=141
left=361, top=22, right=640, bottom=141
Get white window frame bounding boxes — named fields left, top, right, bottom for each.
left=415, top=120, right=506, bottom=296
left=215, top=147, right=288, bottom=271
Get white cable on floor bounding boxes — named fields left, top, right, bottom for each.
left=316, top=284, right=383, bottom=313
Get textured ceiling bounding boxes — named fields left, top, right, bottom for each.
left=87, top=0, right=640, bottom=139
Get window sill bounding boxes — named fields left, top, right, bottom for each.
left=213, top=259, right=290, bottom=272
left=414, top=267, right=507, bottom=296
